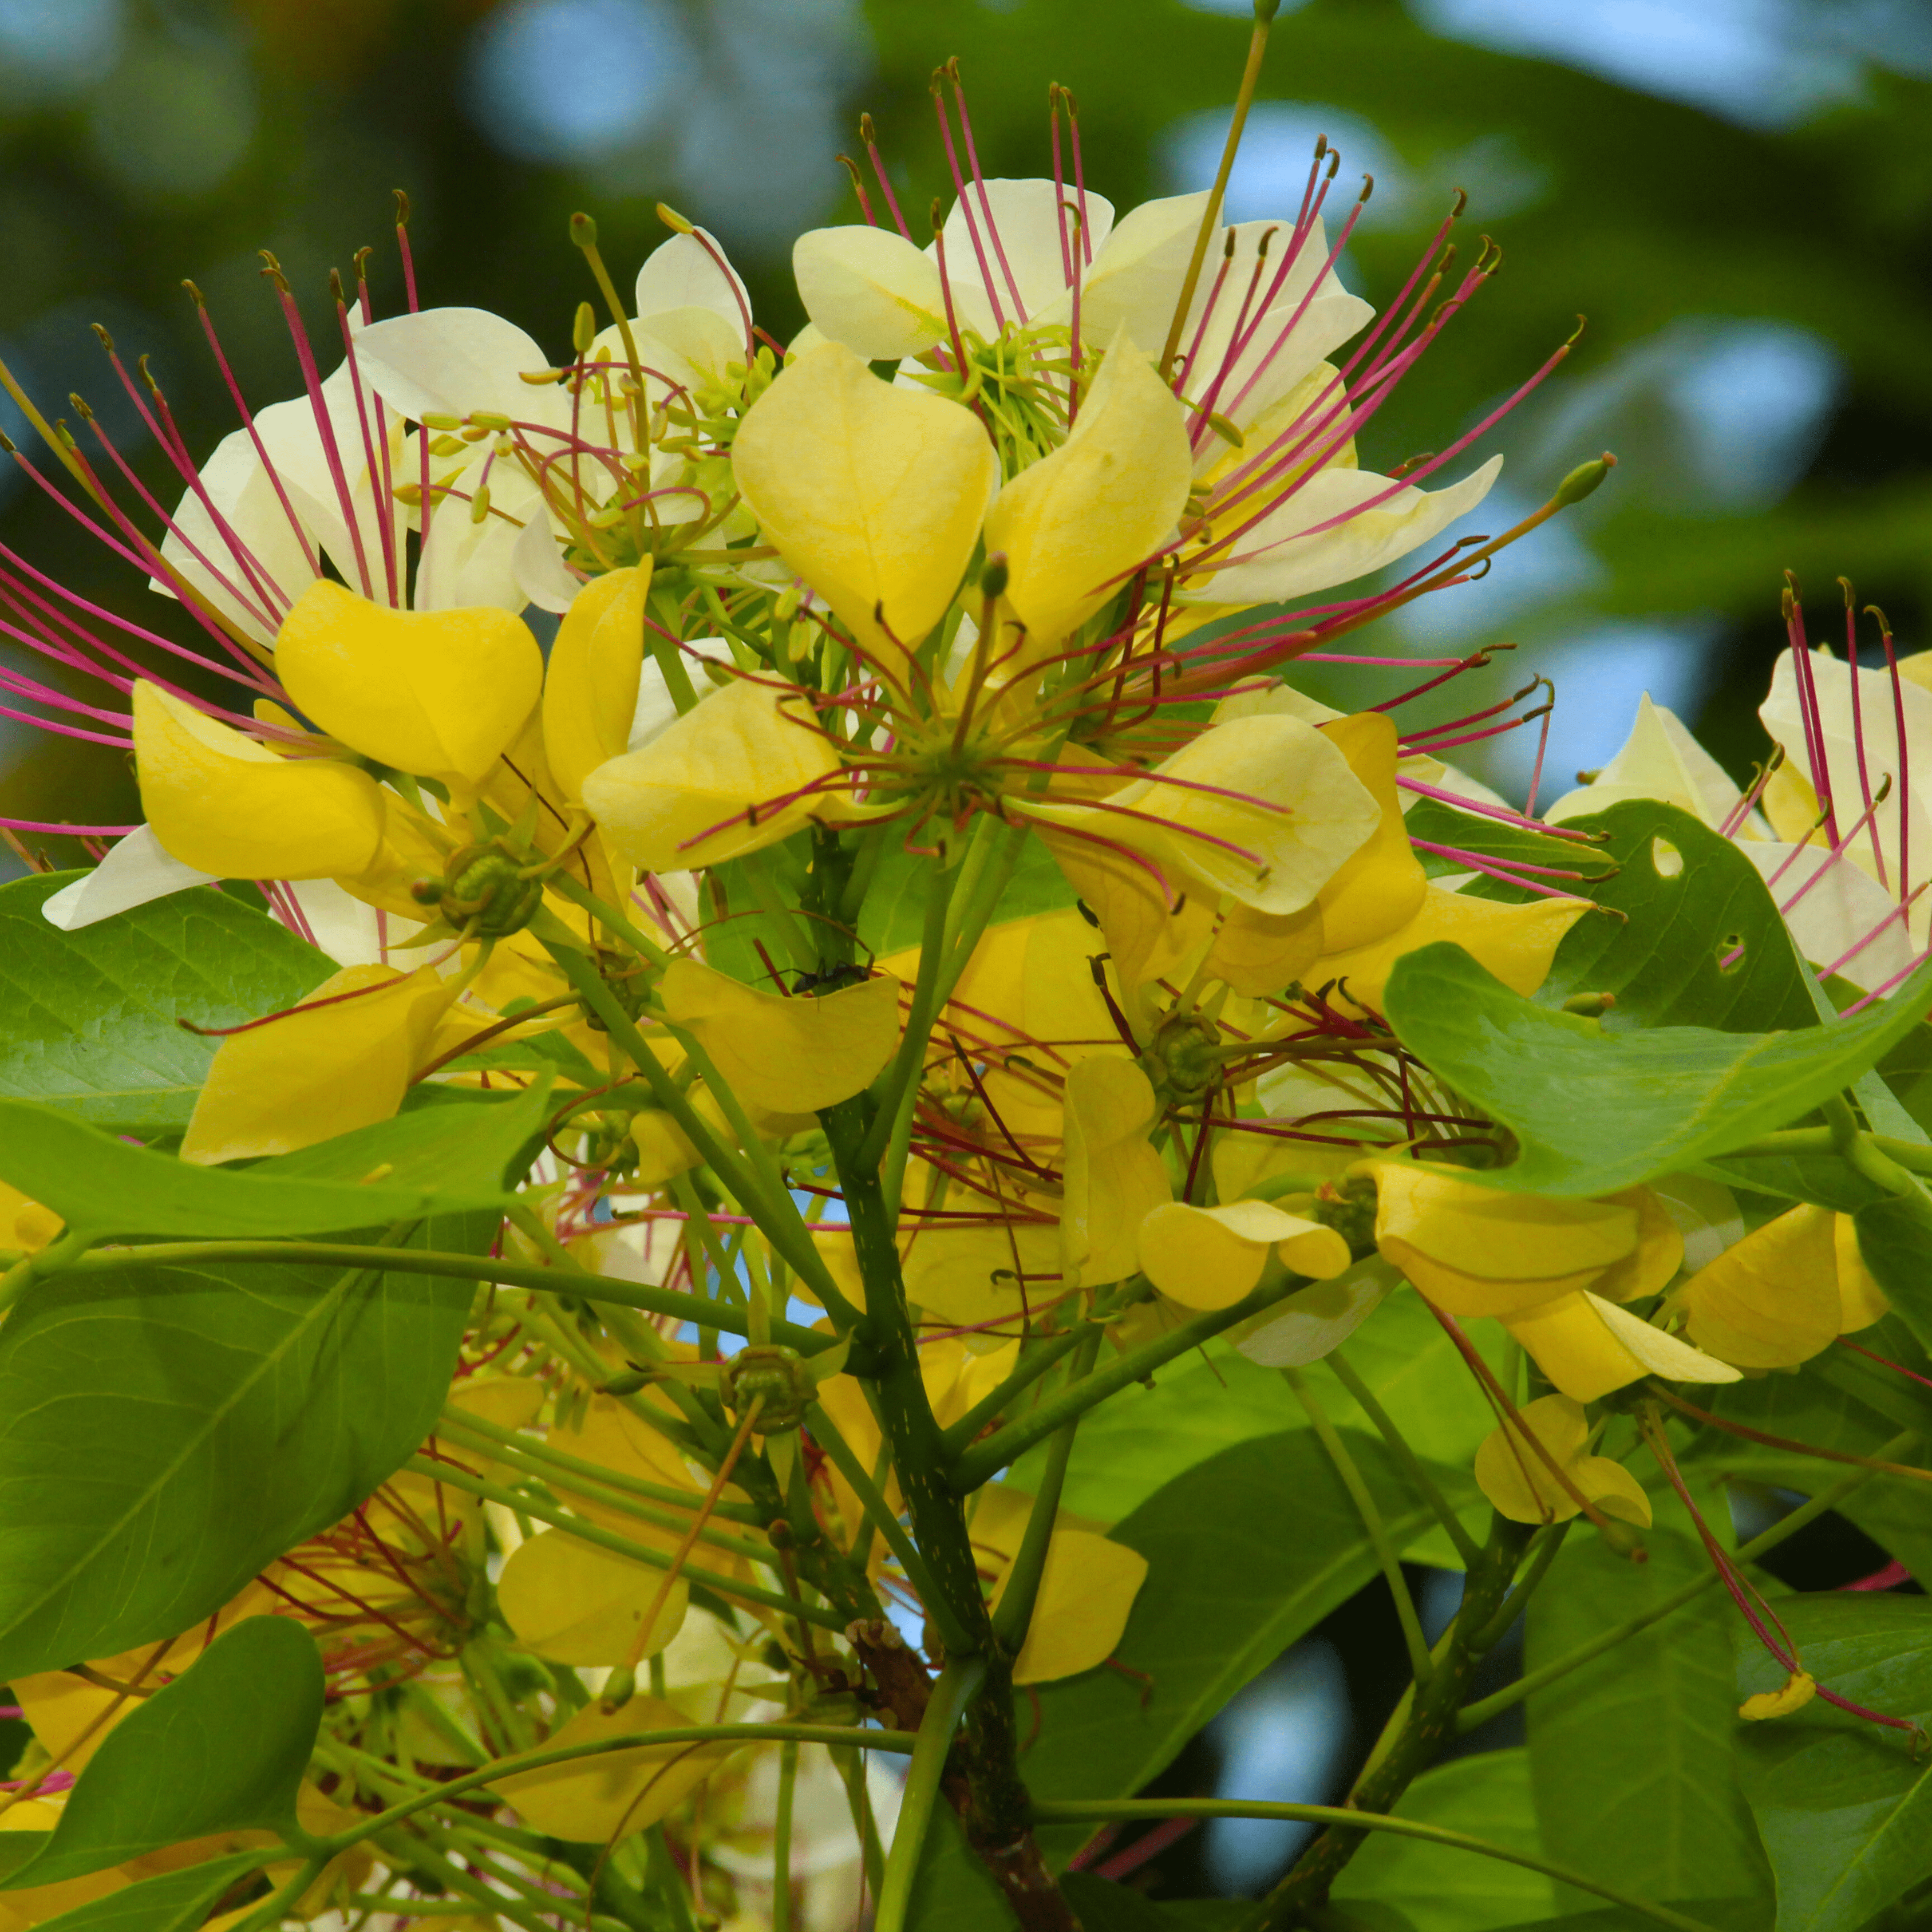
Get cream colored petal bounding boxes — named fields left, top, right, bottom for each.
left=794, top=225, right=947, bottom=359
left=901, top=1219, right=1061, bottom=1329
left=355, top=306, right=572, bottom=432
left=39, top=824, right=213, bottom=930
left=660, top=958, right=901, bottom=1116
left=495, top=1696, right=734, bottom=1841
left=984, top=332, right=1194, bottom=647
left=1184, top=454, right=1503, bottom=607
left=635, top=227, right=749, bottom=329
left=1069, top=191, right=1211, bottom=347
left=1373, top=1162, right=1637, bottom=1280
left=1008, top=1528, right=1148, bottom=1685
left=582, top=674, right=843, bottom=873
left=730, top=341, right=997, bottom=663
left=1544, top=694, right=1744, bottom=829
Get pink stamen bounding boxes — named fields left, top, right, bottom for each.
left=931, top=89, right=1008, bottom=332
left=0, top=819, right=137, bottom=835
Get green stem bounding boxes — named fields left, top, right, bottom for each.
left=858, top=851, right=958, bottom=1177
left=1284, top=1366, right=1434, bottom=1685
left=69, top=1241, right=833, bottom=1354
left=0, top=1228, right=92, bottom=1314
left=990, top=1331, right=1100, bottom=1650
left=227, top=1856, right=327, bottom=1932
left=806, top=1398, right=968, bottom=1650
left=951, top=1275, right=1303, bottom=1491
left=874, top=1658, right=986, bottom=1932
left=939, top=1322, right=1094, bottom=1457
left=1032, top=1803, right=1721, bottom=1932
left=402, top=1455, right=841, bottom=1629
left=1455, top=1434, right=1914, bottom=1733
left=1326, top=1349, right=1482, bottom=1568
left=438, top=1420, right=773, bottom=1564
left=772, top=1737, right=799, bottom=1932
left=440, top=1408, right=762, bottom=1524
left=546, top=870, right=670, bottom=965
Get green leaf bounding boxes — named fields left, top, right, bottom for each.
left=1530, top=801, right=1816, bottom=1033
left=1332, top=1747, right=1556, bottom=1931
left=1057, top=1872, right=1197, bottom=1930
left=857, top=829, right=1075, bottom=958
left=1381, top=943, right=1932, bottom=1196
left=1021, top=1430, right=1444, bottom=1862
left=0, top=1212, right=486, bottom=1681
left=6, top=1619, right=322, bottom=1887
left=0, top=1084, right=546, bottom=1242
left=1009, top=1294, right=1493, bottom=1542
left=1732, top=1593, right=1932, bottom=1932
left=1404, top=795, right=1617, bottom=897
left=904, top=1809, right=1017, bottom=1931
left=1849, top=1198, right=1932, bottom=1357
left=1500, top=1906, right=1771, bottom=1931
left=1525, top=1526, right=1770, bottom=1911
left=24, top=1850, right=275, bottom=1932
left=0, top=874, right=331, bottom=1135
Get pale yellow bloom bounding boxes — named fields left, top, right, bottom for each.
left=1502, top=1289, right=1741, bottom=1404
left=1136, top=1199, right=1350, bottom=1310
left=542, top=564, right=652, bottom=802
left=1058, top=1056, right=1171, bottom=1288
left=1472, top=1393, right=1653, bottom=1527
left=496, top=1528, right=688, bottom=1666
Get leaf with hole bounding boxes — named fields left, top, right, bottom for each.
left=1381, top=943, right=1932, bottom=1196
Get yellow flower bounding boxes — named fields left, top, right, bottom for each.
left=133, top=680, right=386, bottom=882
left=982, top=330, right=1194, bottom=653
left=730, top=340, right=999, bottom=666
left=179, top=963, right=455, bottom=1164
left=582, top=674, right=844, bottom=874
left=542, top=564, right=653, bottom=803
left=658, top=958, right=902, bottom=1117
left=1058, top=1056, right=1171, bottom=1289
left=496, top=1528, right=689, bottom=1667
left=1671, top=1201, right=1890, bottom=1366
left=1136, top=1199, right=1350, bottom=1310
left=1739, top=1670, right=1817, bottom=1721
left=0, top=1182, right=61, bottom=1255
left=971, top=1484, right=1148, bottom=1685
left=274, top=580, right=544, bottom=788
left=1370, top=1161, right=1739, bottom=1401
left=1370, top=1163, right=1679, bottom=1318
left=1472, top=1393, right=1653, bottom=1527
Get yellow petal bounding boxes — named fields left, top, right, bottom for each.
left=1502, top=1289, right=1741, bottom=1402
left=1060, top=1056, right=1171, bottom=1287
left=1314, top=713, right=1429, bottom=954
left=1472, top=1393, right=1654, bottom=1528
left=1372, top=1163, right=1637, bottom=1303
left=496, top=1528, right=687, bottom=1666
left=275, top=579, right=543, bottom=785
left=550, top=1394, right=702, bottom=1529
left=792, top=224, right=947, bottom=359
left=1834, top=1212, right=1893, bottom=1332
left=1739, top=1670, right=1816, bottom=1721
left=1018, top=714, right=1380, bottom=916
left=1675, top=1202, right=1843, bottom=1368
left=902, top=1218, right=1061, bottom=1329
left=0, top=1182, right=60, bottom=1254
left=495, top=1695, right=734, bottom=1841
left=731, top=341, right=997, bottom=662
left=1590, top=1187, right=1686, bottom=1303
left=1005, top=1526, right=1148, bottom=1684
left=179, top=963, right=453, bottom=1164
left=542, top=564, right=651, bottom=803
left=1137, top=1199, right=1351, bottom=1310
left=1313, top=884, right=1590, bottom=1016
left=983, top=334, right=1193, bottom=649
left=134, top=680, right=386, bottom=881
left=582, top=674, right=842, bottom=873
left=660, top=958, right=901, bottom=1115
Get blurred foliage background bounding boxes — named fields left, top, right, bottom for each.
left=1, top=0, right=1929, bottom=1896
